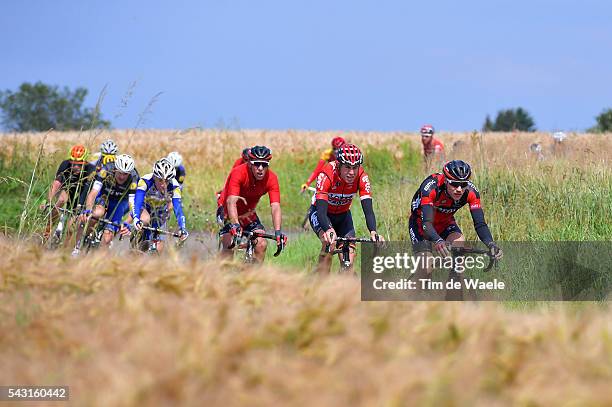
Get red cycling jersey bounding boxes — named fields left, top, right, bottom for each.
left=221, top=163, right=281, bottom=218
left=410, top=173, right=481, bottom=230
left=315, top=161, right=371, bottom=214
left=305, top=148, right=337, bottom=185
left=232, top=157, right=246, bottom=168
left=422, top=138, right=445, bottom=156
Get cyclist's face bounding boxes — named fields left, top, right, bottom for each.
left=154, top=177, right=168, bottom=191
left=421, top=135, right=432, bottom=144
left=339, top=164, right=359, bottom=183
left=70, top=162, right=84, bottom=174
left=249, top=161, right=269, bottom=180
left=115, top=171, right=129, bottom=184
left=445, top=179, right=467, bottom=200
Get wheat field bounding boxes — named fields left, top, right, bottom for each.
left=0, top=130, right=610, bottom=405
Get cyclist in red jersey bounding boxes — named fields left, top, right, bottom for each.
left=409, top=160, right=502, bottom=259
left=308, top=144, right=384, bottom=274
left=216, top=147, right=251, bottom=224
left=218, top=146, right=287, bottom=262
left=300, top=136, right=346, bottom=192
left=420, top=124, right=445, bottom=169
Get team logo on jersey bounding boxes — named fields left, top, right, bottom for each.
left=362, top=175, right=371, bottom=193
left=424, top=179, right=436, bottom=192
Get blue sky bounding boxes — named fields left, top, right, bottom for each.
left=1, top=0, right=611, bottom=131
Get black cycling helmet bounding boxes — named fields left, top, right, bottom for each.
left=248, top=145, right=272, bottom=162
left=443, top=160, right=471, bottom=181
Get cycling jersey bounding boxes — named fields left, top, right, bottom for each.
left=90, top=153, right=116, bottom=174
left=133, top=173, right=186, bottom=230
left=314, top=161, right=371, bottom=215
left=422, top=138, right=445, bottom=156
left=92, top=167, right=139, bottom=207
left=232, top=157, right=247, bottom=168
left=305, top=148, right=337, bottom=186
left=220, top=163, right=280, bottom=225
left=55, top=160, right=96, bottom=188
left=409, top=173, right=493, bottom=245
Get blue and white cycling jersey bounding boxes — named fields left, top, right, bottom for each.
left=132, top=173, right=186, bottom=230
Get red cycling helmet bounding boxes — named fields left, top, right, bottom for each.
left=420, top=124, right=434, bottom=136
left=336, top=144, right=363, bottom=166
left=331, top=137, right=346, bottom=149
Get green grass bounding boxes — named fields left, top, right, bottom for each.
left=1, top=139, right=610, bottom=271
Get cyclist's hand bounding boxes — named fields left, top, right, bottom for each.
left=434, top=239, right=451, bottom=257
left=229, top=223, right=242, bottom=238
left=370, top=231, right=385, bottom=242
left=300, top=183, right=308, bottom=193
left=179, top=228, right=189, bottom=242
left=39, top=202, right=48, bottom=211
left=488, top=242, right=503, bottom=260
left=275, top=230, right=287, bottom=251
left=133, top=217, right=143, bottom=232
left=119, top=222, right=132, bottom=237
left=323, top=228, right=336, bottom=245
left=78, top=209, right=92, bottom=224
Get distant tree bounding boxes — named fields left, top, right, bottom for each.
left=482, top=107, right=536, bottom=132
left=588, top=108, right=612, bottom=133
left=0, top=81, right=110, bottom=132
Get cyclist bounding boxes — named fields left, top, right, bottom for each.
left=218, top=145, right=287, bottom=263
left=409, top=159, right=503, bottom=258
left=300, top=136, right=346, bottom=192
left=420, top=125, right=445, bottom=170
left=309, top=143, right=384, bottom=274
left=216, top=147, right=251, bottom=225
left=72, top=154, right=138, bottom=255
left=131, top=158, right=189, bottom=252
left=41, top=145, right=96, bottom=241
left=167, top=151, right=186, bottom=188
left=90, top=139, right=119, bottom=174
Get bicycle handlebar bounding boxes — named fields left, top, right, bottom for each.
left=231, top=230, right=284, bottom=257
left=450, top=246, right=497, bottom=272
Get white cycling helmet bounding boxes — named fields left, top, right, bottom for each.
left=100, top=139, right=118, bottom=155
left=114, top=154, right=135, bottom=173
left=153, top=158, right=176, bottom=180
left=167, top=151, right=183, bottom=168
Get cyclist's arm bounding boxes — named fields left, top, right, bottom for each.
left=268, top=172, right=282, bottom=231
left=467, top=188, right=494, bottom=245
left=226, top=195, right=240, bottom=224
left=315, top=199, right=332, bottom=231
left=171, top=187, right=186, bottom=230
left=48, top=180, right=62, bottom=202
left=360, top=198, right=377, bottom=232
left=305, top=159, right=327, bottom=186
left=271, top=202, right=282, bottom=231
left=85, top=181, right=102, bottom=210
left=421, top=204, right=443, bottom=242
left=132, top=179, right=148, bottom=219
left=358, top=171, right=376, bottom=232
left=314, top=171, right=333, bottom=231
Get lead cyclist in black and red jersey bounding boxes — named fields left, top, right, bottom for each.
left=409, top=160, right=503, bottom=260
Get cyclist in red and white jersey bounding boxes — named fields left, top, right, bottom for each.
left=308, top=144, right=384, bottom=274
left=218, top=146, right=287, bottom=262
left=300, top=137, right=346, bottom=192
left=409, top=160, right=502, bottom=260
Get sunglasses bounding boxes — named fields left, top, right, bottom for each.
left=251, top=161, right=269, bottom=168
left=447, top=180, right=468, bottom=188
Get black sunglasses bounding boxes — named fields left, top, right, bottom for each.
left=447, top=180, right=468, bottom=188
left=251, top=161, right=269, bottom=168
